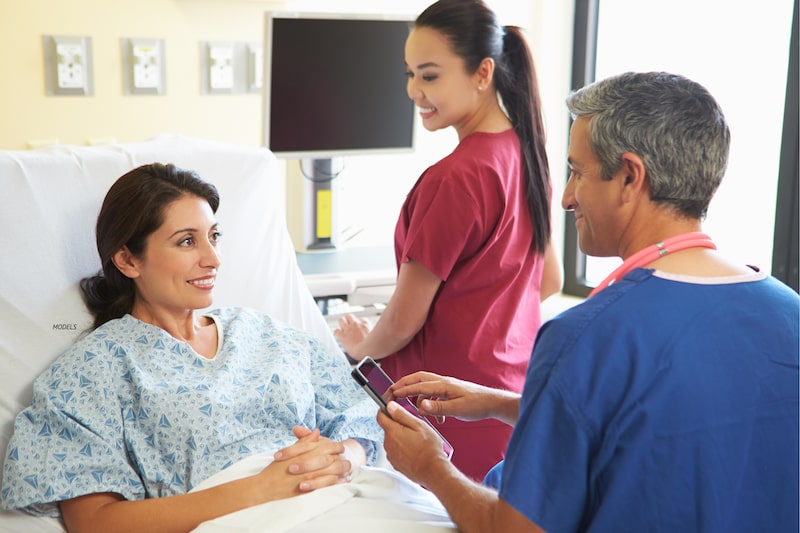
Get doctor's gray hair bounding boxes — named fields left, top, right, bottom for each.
left=566, top=71, right=730, bottom=219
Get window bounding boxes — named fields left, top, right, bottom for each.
left=564, top=0, right=796, bottom=296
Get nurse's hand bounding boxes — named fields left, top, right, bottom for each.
left=333, top=314, right=371, bottom=357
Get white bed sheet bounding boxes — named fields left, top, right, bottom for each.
left=0, top=135, right=398, bottom=531
left=189, top=454, right=455, bottom=533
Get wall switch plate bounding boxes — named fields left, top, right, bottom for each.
left=247, top=42, right=263, bottom=93
left=43, top=35, right=93, bottom=96
left=122, top=38, right=166, bottom=95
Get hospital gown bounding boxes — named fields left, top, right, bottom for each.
left=1, top=307, right=383, bottom=517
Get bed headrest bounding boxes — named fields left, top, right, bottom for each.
left=0, top=134, right=338, bottom=470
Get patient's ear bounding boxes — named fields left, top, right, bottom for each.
left=111, top=247, right=141, bottom=279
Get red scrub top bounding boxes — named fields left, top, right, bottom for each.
left=381, top=129, right=546, bottom=480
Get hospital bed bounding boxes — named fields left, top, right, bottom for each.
left=0, top=135, right=455, bottom=532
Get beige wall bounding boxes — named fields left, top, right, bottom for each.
left=0, top=0, right=569, bottom=152
left=0, top=0, right=574, bottom=261
left=1, top=0, right=283, bottom=149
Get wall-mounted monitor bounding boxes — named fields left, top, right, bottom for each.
left=263, top=12, right=415, bottom=160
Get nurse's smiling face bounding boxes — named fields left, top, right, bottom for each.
left=404, top=26, right=482, bottom=138
left=114, top=194, right=222, bottom=319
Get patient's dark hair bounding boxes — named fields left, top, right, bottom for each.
left=415, top=0, right=551, bottom=253
left=80, top=163, right=219, bottom=330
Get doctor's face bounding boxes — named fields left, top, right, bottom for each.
left=562, top=117, right=624, bottom=257
left=127, top=194, right=222, bottom=316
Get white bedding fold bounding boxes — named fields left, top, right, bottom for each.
left=190, top=452, right=456, bottom=533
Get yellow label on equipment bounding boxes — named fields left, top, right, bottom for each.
left=316, top=189, right=332, bottom=239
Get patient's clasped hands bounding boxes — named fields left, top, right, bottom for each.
left=267, top=426, right=358, bottom=498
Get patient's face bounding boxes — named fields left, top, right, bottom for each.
left=404, top=26, right=481, bottom=138
left=127, top=194, right=221, bottom=318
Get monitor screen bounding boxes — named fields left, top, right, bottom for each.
left=263, top=12, right=416, bottom=160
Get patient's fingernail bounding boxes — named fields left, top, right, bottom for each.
left=289, top=464, right=300, bottom=473
left=274, top=451, right=283, bottom=460
left=299, top=482, right=311, bottom=491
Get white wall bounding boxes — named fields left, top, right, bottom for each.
left=587, top=0, right=793, bottom=277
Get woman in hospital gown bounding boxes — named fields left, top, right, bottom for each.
left=1, top=163, right=383, bottom=533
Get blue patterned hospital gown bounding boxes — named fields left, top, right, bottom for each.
left=1, top=307, right=383, bottom=517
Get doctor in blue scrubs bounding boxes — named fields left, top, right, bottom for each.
left=377, top=71, right=800, bottom=533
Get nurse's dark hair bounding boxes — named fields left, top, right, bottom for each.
left=415, top=0, right=551, bottom=253
left=80, top=163, right=219, bottom=330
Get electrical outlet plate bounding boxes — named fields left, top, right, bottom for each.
left=43, top=35, right=93, bottom=96
left=122, top=38, right=166, bottom=95
left=200, top=41, right=259, bottom=95
left=247, top=42, right=263, bottom=93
